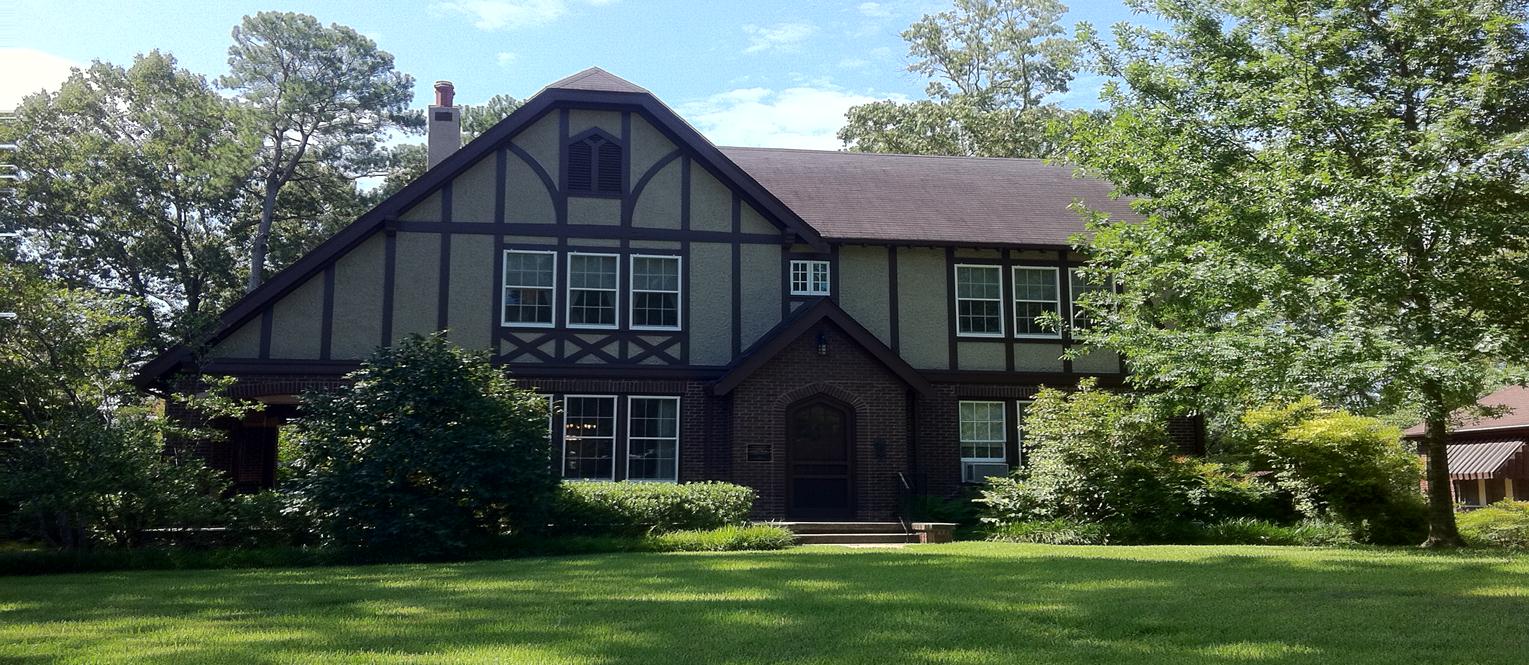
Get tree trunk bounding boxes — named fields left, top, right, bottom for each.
left=246, top=182, right=278, bottom=293
left=1419, top=385, right=1463, bottom=548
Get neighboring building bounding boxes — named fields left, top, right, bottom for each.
left=1404, top=385, right=1529, bottom=508
left=137, top=68, right=1147, bottom=520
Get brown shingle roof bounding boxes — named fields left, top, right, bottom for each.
left=1404, top=385, right=1529, bottom=437
left=719, top=147, right=1139, bottom=247
left=1443, top=439, right=1526, bottom=480
left=544, top=67, right=649, bottom=94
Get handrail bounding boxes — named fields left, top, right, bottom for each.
left=894, top=471, right=915, bottom=534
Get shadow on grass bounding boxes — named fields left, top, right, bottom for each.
left=0, top=544, right=1525, bottom=664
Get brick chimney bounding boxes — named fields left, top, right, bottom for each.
left=427, top=80, right=461, bottom=169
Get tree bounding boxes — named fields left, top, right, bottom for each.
left=463, top=93, right=523, bottom=142
left=1063, top=0, right=1529, bottom=546
left=368, top=94, right=523, bottom=201
left=222, top=11, right=416, bottom=292
left=0, top=52, right=253, bottom=350
left=0, top=265, right=227, bottom=547
left=838, top=0, right=1080, bottom=157
left=291, top=334, right=558, bottom=559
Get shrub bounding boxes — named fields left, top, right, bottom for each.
left=1196, top=518, right=1354, bottom=547
left=646, top=525, right=795, bottom=552
left=1458, top=500, right=1529, bottom=550
left=1239, top=398, right=1426, bottom=544
left=222, top=491, right=317, bottom=548
left=291, top=334, right=559, bottom=559
left=987, top=519, right=1109, bottom=545
left=551, top=481, right=756, bottom=535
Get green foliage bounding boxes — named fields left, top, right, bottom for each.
left=1062, top=0, right=1529, bottom=544
left=0, top=267, right=228, bottom=547
left=1195, top=518, right=1355, bottom=547
left=1239, top=399, right=1426, bottom=544
left=550, top=481, right=757, bottom=535
left=839, top=0, right=1084, bottom=158
left=290, top=334, right=558, bottom=559
left=222, top=491, right=317, bottom=549
left=1458, top=501, right=1529, bottom=550
left=987, top=519, right=1109, bottom=545
left=905, top=490, right=982, bottom=525
left=645, top=525, right=795, bottom=552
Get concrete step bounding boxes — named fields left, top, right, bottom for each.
left=793, top=532, right=918, bottom=545
left=776, top=521, right=906, bottom=535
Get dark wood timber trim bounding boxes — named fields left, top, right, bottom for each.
left=730, top=194, right=742, bottom=358
left=1056, top=249, right=1074, bottom=374
left=389, top=220, right=781, bottom=244
left=319, top=266, right=335, bottom=360
left=381, top=230, right=397, bottom=347
left=922, top=369, right=1126, bottom=386
left=887, top=245, right=900, bottom=353
left=437, top=234, right=452, bottom=333
left=945, top=246, right=958, bottom=371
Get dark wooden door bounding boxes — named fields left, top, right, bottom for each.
left=787, top=400, right=853, bottom=519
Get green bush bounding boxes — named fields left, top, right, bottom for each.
left=645, top=525, right=795, bottom=552
left=1196, top=518, right=1354, bottom=547
left=1239, top=398, right=1426, bottom=544
left=1458, top=500, right=1529, bottom=550
left=222, top=491, right=316, bottom=548
left=551, top=481, right=756, bottom=535
left=987, top=519, right=1110, bottom=545
left=291, top=334, right=559, bottom=560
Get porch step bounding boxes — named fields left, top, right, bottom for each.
left=777, top=521, right=906, bottom=535
left=792, top=532, right=919, bottom=545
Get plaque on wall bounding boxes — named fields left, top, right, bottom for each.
left=746, top=444, right=772, bottom=461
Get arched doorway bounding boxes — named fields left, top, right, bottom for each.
left=785, top=397, right=854, bottom=519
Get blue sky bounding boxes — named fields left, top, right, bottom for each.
left=2, top=0, right=1141, bottom=149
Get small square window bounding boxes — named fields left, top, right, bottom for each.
left=789, top=260, right=831, bottom=296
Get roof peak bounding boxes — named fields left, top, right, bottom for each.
left=544, top=67, right=649, bottom=94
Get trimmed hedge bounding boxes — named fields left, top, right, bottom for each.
left=1458, top=500, right=1529, bottom=550
left=645, top=525, right=795, bottom=552
left=550, top=481, right=756, bottom=535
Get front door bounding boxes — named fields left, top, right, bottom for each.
left=786, top=399, right=853, bottom=519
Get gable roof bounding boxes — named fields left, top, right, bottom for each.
left=1404, top=384, right=1529, bottom=437
left=712, top=298, right=933, bottom=397
left=135, top=67, right=826, bottom=388
left=721, top=147, right=1139, bottom=248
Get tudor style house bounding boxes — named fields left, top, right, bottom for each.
left=137, top=68, right=1151, bottom=521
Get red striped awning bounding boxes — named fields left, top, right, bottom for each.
left=1445, top=439, right=1526, bottom=480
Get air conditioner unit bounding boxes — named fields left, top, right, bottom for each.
left=962, top=462, right=1010, bottom=484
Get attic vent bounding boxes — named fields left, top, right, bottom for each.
left=566, top=131, right=623, bottom=196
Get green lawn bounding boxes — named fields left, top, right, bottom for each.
left=1, top=543, right=1526, bottom=664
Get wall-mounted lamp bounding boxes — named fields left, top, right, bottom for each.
left=815, top=330, right=828, bottom=356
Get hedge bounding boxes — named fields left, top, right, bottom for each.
left=549, top=481, right=756, bottom=535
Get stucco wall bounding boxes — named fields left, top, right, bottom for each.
left=391, top=232, right=441, bottom=340
left=896, top=247, right=950, bottom=370
left=329, top=234, right=386, bottom=359
left=267, top=274, right=323, bottom=359
left=838, top=246, right=891, bottom=345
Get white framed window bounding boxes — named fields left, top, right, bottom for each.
left=959, top=400, right=1009, bottom=483
left=567, top=252, right=619, bottom=329
left=562, top=395, right=616, bottom=480
left=627, top=396, right=680, bottom=482
left=789, top=260, right=831, bottom=296
left=501, top=250, right=556, bottom=327
left=1069, top=267, right=1107, bottom=331
left=630, top=255, right=681, bottom=330
left=955, top=264, right=1004, bottom=337
left=1012, top=266, right=1061, bottom=338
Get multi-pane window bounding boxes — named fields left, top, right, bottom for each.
left=1012, top=267, right=1060, bottom=337
left=567, top=253, right=618, bottom=328
left=562, top=396, right=616, bottom=480
left=789, top=260, right=831, bottom=296
left=630, top=255, right=680, bottom=329
left=955, top=265, right=1003, bottom=336
left=627, top=396, right=679, bottom=481
left=959, top=401, right=1008, bottom=462
left=1069, top=268, right=1106, bottom=331
left=502, top=250, right=556, bottom=326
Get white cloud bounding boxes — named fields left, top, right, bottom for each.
left=680, top=85, right=906, bottom=150
left=857, top=2, right=892, bottom=17
left=496, top=51, right=518, bottom=67
left=0, top=48, right=78, bottom=111
left=837, top=57, right=869, bottom=69
left=434, top=0, right=614, bottom=30
left=741, top=22, right=818, bottom=54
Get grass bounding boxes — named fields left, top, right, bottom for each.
left=1, top=543, right=1526, bottom=663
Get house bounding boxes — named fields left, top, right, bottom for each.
left=1405, top=384, right=1529, bottom=508
left=137, top=67, right=1170, bottom=521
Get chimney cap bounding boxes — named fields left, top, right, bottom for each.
left=433, top=80, right=455, bottom=107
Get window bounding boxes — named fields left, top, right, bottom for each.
left=562, top=396, right=616, bottom=480
left=789, top=260, right=831, bottom=296
left=567, top=133, right=623, bottom=195
left=955, top=265, right=1003, bottom=337
left=627, top=396, right=679, bottom=481
left=567, top=253, right=618, bottom=328
left=959, top=400, right=1008, bottom=483
left=630, top=255, right=680, bottom=330
left=502, top=250, right=556, bottom=327
left=1012, top=266, right=1060, bottom=337
left=1069, top=268, right=1107, bottom=331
